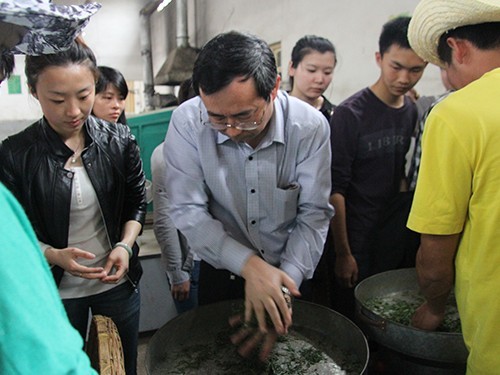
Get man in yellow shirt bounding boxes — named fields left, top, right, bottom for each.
left=407, top=0, right=500, bottom=373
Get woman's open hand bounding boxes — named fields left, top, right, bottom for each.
left=44, top=246, right=106, bottom=279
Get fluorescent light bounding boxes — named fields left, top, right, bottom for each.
left=157, top=0, right=172, bottom=12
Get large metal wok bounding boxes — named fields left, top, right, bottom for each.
left=354, top=268, right=468, bottom=365
left=146, top=299, right=369, bottom=374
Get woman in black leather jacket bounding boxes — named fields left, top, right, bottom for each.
left=0, top=38, right=146, bottom=375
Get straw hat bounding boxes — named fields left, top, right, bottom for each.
left=408, top=0, right=500, bottom=66
left=0, top=0, right=101, bottom=55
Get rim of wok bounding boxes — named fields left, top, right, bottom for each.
left=355, top=268, right=463, bottom=336
left=146, top=299, right=369, bottom=374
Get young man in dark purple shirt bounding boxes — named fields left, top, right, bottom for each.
left=329, top=16, right=427, bottom=318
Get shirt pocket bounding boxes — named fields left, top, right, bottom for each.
left=273, top=182, right=300, bottom=225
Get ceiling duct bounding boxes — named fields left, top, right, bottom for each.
left=139, top=0, right=162, bottom=111
left=154, top=0, right=198, bottom=86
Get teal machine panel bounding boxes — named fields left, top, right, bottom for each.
left=128, top=107, right=174, bottom=180
left=128, top=107, right=174, bottom=212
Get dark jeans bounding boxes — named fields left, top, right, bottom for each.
left=369, top=191, right=420, bottom=276
left=168, top=260, right=201, bottom=314
left=198, top=261, right=245, bottom=305
left=63, top=282, right=141, bottom=375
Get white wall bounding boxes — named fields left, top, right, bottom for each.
left=0, top=0, right=146, bottom=122
left=72, top=0, right=145, bottom=80
left=0, top=0, right=444, bottom=124
left=0, top=55, right=42, bottom=121
left=192, top=0, right=443, bottom=105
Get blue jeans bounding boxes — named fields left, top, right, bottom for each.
left=63, top=282, right=140, bottom=375
left=168, top=260, right=200, bottom=314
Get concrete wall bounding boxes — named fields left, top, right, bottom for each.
left=73, top=0, right=145, bottom=80
left=0, top=0, right=444, bottom=126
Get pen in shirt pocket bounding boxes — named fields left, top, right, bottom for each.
left=284, top=182, right=299, bottom=190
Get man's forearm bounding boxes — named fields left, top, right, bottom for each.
left=416, top=233, right=460, bottom=313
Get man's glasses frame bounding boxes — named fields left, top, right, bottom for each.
left=200, top=105, right=267, bottom=131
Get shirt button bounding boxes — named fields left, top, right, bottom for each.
left=251, top=220, right=256, bottom=225
left=248, top=156, right=253, bottom=161
left=260, top=249, right=265, bottom=254
left=250, top=189, right=256, bottom=193
left=66, top=172, right=73, bottom=178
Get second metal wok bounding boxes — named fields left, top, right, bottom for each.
left=354, top=268, right=468, bottom=365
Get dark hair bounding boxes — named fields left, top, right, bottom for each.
left=96, top=66, right=129, bottom=99
left=379, top=16, right=412, bottom=55
left=437, top=22, right=500, bottom=65
left=192, top=31, right=277, bottom=101
left=25, top=37, right=98, bottom=94
left=0, top=50, right=15, bottom=82
left=178, top=77, right=196, bottom=104
left=95, top=65, right=129, bottom=124
left=290, top=35, right=337, bottom=68
left=289, top=35, right=337, bottom=89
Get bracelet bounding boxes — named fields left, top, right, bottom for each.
left=115, top=242, right=133, bottom=258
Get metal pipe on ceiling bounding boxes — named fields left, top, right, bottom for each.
left=139, top=0, right=162, bottom=111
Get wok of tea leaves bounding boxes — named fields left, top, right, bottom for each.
left=364, top=292, right=461, bottom=333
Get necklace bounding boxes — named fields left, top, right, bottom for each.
left=70, top=137, right=84, bottom=164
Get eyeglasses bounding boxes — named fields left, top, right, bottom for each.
left=200, top=105, right=267, bottom=131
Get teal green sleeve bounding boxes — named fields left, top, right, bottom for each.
left=0, top=183, right=97, bottom=375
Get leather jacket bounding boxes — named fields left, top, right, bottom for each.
left=0, top=116, right=146, bottom=287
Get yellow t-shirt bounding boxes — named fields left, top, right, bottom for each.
left=408, top=68, right=500, bottom=374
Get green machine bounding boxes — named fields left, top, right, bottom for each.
left=128, top=107, right=175, bottom=212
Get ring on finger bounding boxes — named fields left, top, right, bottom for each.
left=281, top=286, right=292, bottom=308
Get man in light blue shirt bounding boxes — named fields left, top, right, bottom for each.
left=163, top=31, right=333, bottom=349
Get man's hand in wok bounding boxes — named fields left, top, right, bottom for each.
left=229, top=255, right=298, bottom=361
left=229, top=314, right=279, bottom=362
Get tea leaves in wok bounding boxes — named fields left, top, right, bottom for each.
left=154, top=329, right=363, bottom=375
left=365, top=291, right=461, bottom=333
